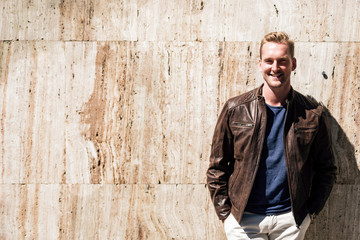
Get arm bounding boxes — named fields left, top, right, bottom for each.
left=206, top=102, right=234, bottom=221
left=307, top=109, right=337, bottom=216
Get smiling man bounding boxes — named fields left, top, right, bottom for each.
left=207, top=32, right=337, bottom=239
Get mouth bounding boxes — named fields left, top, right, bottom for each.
left=269, top=73, right=283, bottom=78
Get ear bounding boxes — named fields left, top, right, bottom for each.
left=292, top=57, right=297, bottom=71
left=258, top=59, right=262, bottom=71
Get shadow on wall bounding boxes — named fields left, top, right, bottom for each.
left=305, top=99, right=360, bottom=240
left=326, top=107, right=359, bottom=185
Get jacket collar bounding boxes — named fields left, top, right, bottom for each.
left=256, top=84, right=295, bottom=105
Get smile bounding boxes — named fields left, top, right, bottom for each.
left=269, top=73, right=283, bottom=78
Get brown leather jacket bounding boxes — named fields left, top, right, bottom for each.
left=206, top=85, right=337, bottom=226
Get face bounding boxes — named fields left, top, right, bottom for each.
left=259, top=42, right=296, bottom=90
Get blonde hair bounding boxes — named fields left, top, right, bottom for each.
left=260, top=32, right=294, bottom=59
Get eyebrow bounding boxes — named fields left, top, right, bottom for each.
left=263, top=57, right=290, bottom=61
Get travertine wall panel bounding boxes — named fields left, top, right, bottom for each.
left=1, top=0, right=360, bottom=41
left=1, top=0, right=359, bottom=239
left=0, top=41, right=66, bottom=184
left=0, top=184, right=61, bottom=239
left=0, top=184, right=218, bottom=239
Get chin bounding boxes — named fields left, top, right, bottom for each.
left=265, top=80, right=284, bottom=88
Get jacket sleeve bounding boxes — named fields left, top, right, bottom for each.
left=307, top=108, right=337, bottom=215
left=206, top=101, right=235, bottom=220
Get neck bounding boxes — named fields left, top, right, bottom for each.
left=262, top=84, right=290, bottom=107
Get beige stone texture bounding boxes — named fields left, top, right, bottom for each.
left=0, top=0, right=359, bottom=239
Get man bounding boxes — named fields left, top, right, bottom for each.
left=206, top=32, right=337, bottom=240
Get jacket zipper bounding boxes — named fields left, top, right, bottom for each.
left=231, top=122, right=254, bottom=127
left=242, top=98, right=266, bottom=214
left=294, top=126, right=317, bottom=132
left=283, top=102, right=297, bottom=227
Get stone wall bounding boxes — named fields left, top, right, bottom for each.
left=0, top=1, right=359, bottom=239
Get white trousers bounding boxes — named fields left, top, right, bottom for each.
left=224, top=211, right=311, bottom=240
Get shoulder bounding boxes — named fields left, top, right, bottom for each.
left=224, top=87, right=259, bottom=111
left=292, top=90, right=325, bottom=116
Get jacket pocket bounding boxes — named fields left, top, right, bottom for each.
left=230, top=122, right=254, bottom=160
left=294, top=126, right=318, bottom=146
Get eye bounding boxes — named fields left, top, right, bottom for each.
left=278, top=59, right=289, bottom=65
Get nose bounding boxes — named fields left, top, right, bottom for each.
left=271, top=61, right=279, bottom=71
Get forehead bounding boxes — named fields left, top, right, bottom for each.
left=261, top=42, right=290, bottom=58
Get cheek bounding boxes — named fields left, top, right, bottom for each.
left=260, top=65, right=270, bottom=72
left=281, top=66, right=291, bottom=72
left=260, top=68, right=267, bottom=75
